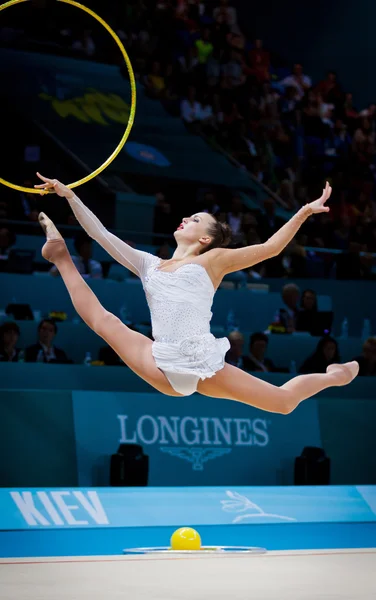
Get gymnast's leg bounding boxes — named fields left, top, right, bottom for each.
left=197, top=361, right=359, bottom=414
left=39, top=213, right=180, bottom=396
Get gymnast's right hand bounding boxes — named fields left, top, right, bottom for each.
left=34, top=172, right=75, bottom=199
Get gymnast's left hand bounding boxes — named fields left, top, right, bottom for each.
left=307, top=181, right=332, bottom=214
left=34, top=172, right=75, bottom=199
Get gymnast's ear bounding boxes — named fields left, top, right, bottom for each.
left=198, top=234, right=215, bottom=253
left=199, top=235, right=212, bottom=246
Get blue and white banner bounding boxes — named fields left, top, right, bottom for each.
left=0, top=486, right=375, bottom=530
left=71, top=392, right=321, bottom=486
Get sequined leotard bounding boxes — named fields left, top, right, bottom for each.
left=65, top=193, right=312, bottom=395
left=143, top=259, right=230, bottom=393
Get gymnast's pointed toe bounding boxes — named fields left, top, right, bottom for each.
left=39, top=213, right=67, bottom=262
left=326, top=361, right=359, bottom=385
left=39, top=212, right=63, bottom=241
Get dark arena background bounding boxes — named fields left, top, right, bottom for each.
left=0, top=1, right=375, bottom=598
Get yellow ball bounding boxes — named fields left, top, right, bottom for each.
left=170, top=527, right=201, bottom=551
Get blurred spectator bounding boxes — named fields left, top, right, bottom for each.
left=200, top=190, right=221, bottom=215
left=299, top=336, right=340, bottom=374
left=359, top=103, right=376, bottom=119
left=278, top=180, right=299, bottom=211
left=3, top=0, right=376, bottom=283
left=0, top=321, right=21, bottom=362
left=213, top=0, right=238, bottom=30
left=352, top=117, right=375, bottom=155
left=352, top=192, right=376, bottom=224
left=50, top=232, right=103, bottom=279
left=260, top=253, right=288, bottom=279
left=195, top=28, right=213, bottom=65
left=0, top=200, right=9, bottom=220
left=281, top=235, right=308, bottom=278
left=280, top=85, right=299, bottom=119
left=299, top=288, right=318, bottom=312
left=226, top=30, right=246, bottom=53
left=343, top=92, right=358, bottom=133
left=222, top=100, right=243, bottom=128
left=315, top=71, right=343, bottom=105
left=226, top=330, right=246, bottom=368
left=0, top=227, right=16, bottom=258
left=248, top=39, right=270, bottom=83
left=296, top=288, right=323, bottom=334
left=221, top=49, right=245, bottom=88
left=240, top=212, right=259, bottom=246
left=227, top=195, right=244, bottom=239
left=206, top=49, right=222, bottom=87
left=145, top=61, right=166, bottom=99
left=367, top=223, right=376, bottom=252
left=259, top=82, right=280, bottom=117
left=10, top=181, right=39, bottom=221
left=72, top=29, right=96, bottom=57
left=336, top=242, right=370, bottom=280
left=211, top=92, right=224, bottom=128
left=250, top=159, right=265, bottom=183
left=302, top=101, right=331, bottom=150
left=180, top=86, right=204, bottom=126
left=331, top=119, right=351, bottom=157
left=197, top=92, right=217, bottom=133
left=280, top=63, right=312, bottom=101
left=353, top=337, right=376, bottom=376
left=211, top=10, right=230, bottom=49
left=332, top=214, right=351, bottom=250
left=178, top=46, right=199, bottom=81
left=25, top=319, right=70, bottom=364
left=257, top=198, right=285, bottom=240
left=229, top=121, right=258, bottom=171
left=278, top=283, right=301, bottom=333
left=243, top=332, right=277, bottom=372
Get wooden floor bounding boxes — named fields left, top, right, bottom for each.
left=1, top=549, right=375, bottom=600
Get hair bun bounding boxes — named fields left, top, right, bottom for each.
left=200, top=216, right=233, bottom=254
left=219, top=222, right=232, bottom=248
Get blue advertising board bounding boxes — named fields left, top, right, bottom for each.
left=0, top=486, right=375, bottom=531
left=71, top=391, right=321, bottom=487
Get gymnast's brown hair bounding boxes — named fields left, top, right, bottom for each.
left=200, top=216, right=232, bottom=254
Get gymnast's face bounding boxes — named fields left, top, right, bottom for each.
left=174, top=212, right=215, bottom=248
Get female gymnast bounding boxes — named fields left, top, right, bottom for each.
left=35, top=174, right=359, bottom=414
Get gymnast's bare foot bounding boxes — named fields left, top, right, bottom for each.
left=326, top=361, right=359, bottom=385
left=39, top=213, right=67, bottom=263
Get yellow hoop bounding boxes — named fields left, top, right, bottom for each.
left=0, top=0, right=136, bottom=194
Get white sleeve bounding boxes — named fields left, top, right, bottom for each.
left=67, top=193, right=158, bottom=278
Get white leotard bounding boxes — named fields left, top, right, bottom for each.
left=144, top=259, right=230, bottom=384
left=67, top=194, right=230, bottom=394
left=66, top=193, right=312, bottom=393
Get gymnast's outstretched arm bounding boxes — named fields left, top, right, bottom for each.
left=34, top=173, right=156, bottom=278
left=216, top=181, right=332, bottom=275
